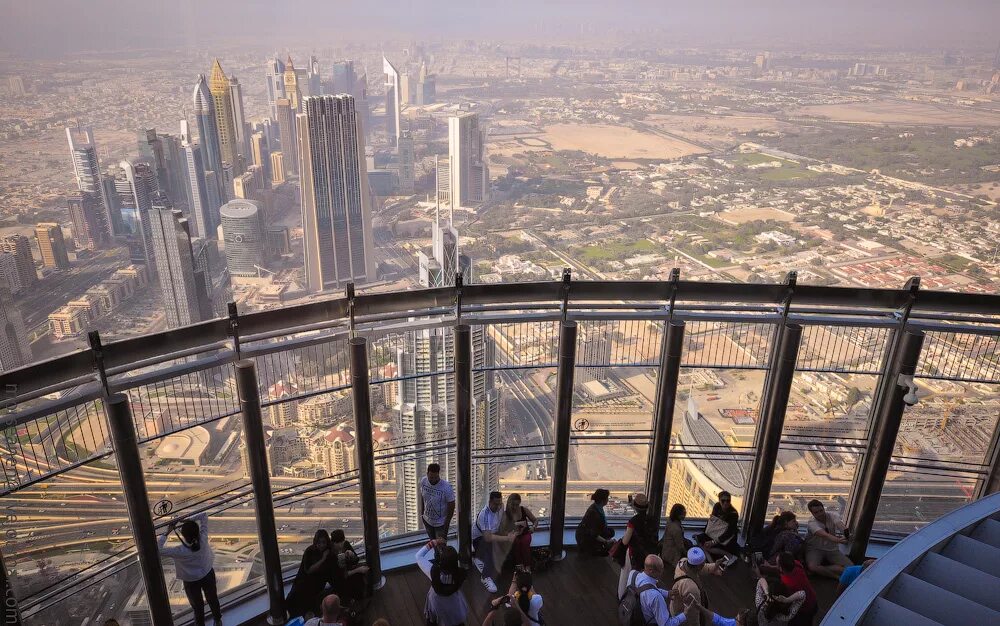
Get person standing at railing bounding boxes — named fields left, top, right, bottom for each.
left=158, top=511, right=222, bottom=626
left=419, top=463, right=456, bottom=541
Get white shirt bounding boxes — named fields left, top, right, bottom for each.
left=630, top=570, right=687, bottom=626
left=806, top=511, right=844, bottom=551
left=419, top=476, right=455, bottom=527
left=515, top=591, right=544, bottom=624
left=158, top=512, right=214, bottom=582
left=472, top=504, right=502, bottom=542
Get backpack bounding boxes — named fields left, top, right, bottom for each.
left=618, top=570, right=656, bottom=626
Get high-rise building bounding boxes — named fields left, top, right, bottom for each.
left=298, top=95, right=375, bottom=292
left=193, top=75, right=227, bottom=201
left=233, top=166, right=265, bottom=202
left=137, top=129, right=170, bottom=196
left=67, top=193, right=111, bottom=250
left=117, top=160, right=158, bottom=272
left=220, top=199, right=264, bottom=278
left=284, top=56, right=301, bottom=112
left=66, top=126, right=114, bottom=240
left=275, top=98, right=298, bottom=176
left=250, top=132, right=271, bottom=187
left=147, top=194, right=208, bottom=328
left=35, top=223, right=70, bottom=269
left=6, top=75, right=26, bottom=98
left=308, top=55, right=322, bottom=96
left=418, top=61, right=436, bottom=106
left=209, top=60, right=240, bottom=171
left=383, top=56, right=401, bottom=147
left=229, top=75, right=250, bottom=164
left=397, top=130, right=415, bottom=195
left=0, top=254, right=25, bottom=295
left=0, top=235, right=37, bottom=289
left=181, top=138, right=216, bottom=240
left=265, top=56, right=286, bottom=119
left=442, top=113, right=489, bottom=209
left=331, top=60, right=356, bottom=94
left=270, top=152, right=286, bottom=185
left=0, top=294, right=30, bottom=373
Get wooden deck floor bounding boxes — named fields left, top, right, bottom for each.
left=247, top=550, right=838, bottom=625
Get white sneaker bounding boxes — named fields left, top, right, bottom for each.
left=472, top=557, right=485, bottom=573
left=481, top=576, right=497, bottom=593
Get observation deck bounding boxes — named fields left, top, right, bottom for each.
left=0, top=274, right=998, bottom=625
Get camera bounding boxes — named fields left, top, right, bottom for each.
left=898, top=374, right=920, bottom=406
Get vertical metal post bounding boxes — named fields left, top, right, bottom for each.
left=742, top=324, right=802, bottom=541
left=646, top=321, right=685, bottom=530
left=849, top=330, right=924, bottom=562
left=0, top=547, right=22, bottom=626
left=454, top=325, right=473, bottom=565
left=548, top=321, right=578, bottom=559
left=106, top=394, right=174, bottom=626
left=349, top=338, right=385, bottom=590
left=235, top=361, right=286, bottom=625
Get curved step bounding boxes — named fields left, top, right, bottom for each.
left=969, top=517, right=1000, bottom=549
left=940, top=534, right=1000, bottom=578
left=885, top=573, right=1000, bottom=624
left=861, top=597, right=944, bottom=626
left=911, top=552, right=1000, bottom=612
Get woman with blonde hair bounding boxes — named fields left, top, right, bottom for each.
left=499, top=493, right=537, bottom=569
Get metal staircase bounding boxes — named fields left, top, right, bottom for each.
left=823, top=493, right=1000, bottom=625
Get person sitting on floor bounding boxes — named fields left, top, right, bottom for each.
left=329, top=529, right=369, bottom=607
left=575, top=488, right=615, bottom=556
left=803, top=500, right=851, bottom=581
left=836, top=558, right=875, bottom=596
left=626, top=554, right=696, bottom=626
left=697, top=491, right=740, bottom=567
left=499, top=493, right=537, bottom=569
left=777, top=552, right=817, bottom=626
left=473, top=491, right=517, bottom=593
left=287, top=529, right=335, bottom=619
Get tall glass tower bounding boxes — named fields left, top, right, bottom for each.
left=193, top=75, right=227, bottom=203
left=298, top=94, right=375, bottom=292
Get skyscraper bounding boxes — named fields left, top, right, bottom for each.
left=209, top=60, right=240, bottom=170
left=0, top=235, right=37, bottom=288
left=193, top=75, right=227, bottom=201
left=265, top=56, right=286, bottom=119
left=383, top=56, right=401, bottom=147
left=180, top=135, right=216, bottom=240
left=284, top=56, right=301, bottom=112
left=250, top=132, right=271, bottom=187
left=220, top=199, right=264, bottom=278
left=35, top=223, right=70, bottom=269
left=298, top=95, right=375, bottom=292
left=137, top=129, right=169, bottom=195
left=331, top=60, right=356, bottom=94
left=275, top=98, right=298, bottom=176
left=0, top=294, right=30, bottom=373
left=308, top=55, right=322, bottom=96
left=397, top=130, right=415, bottom=195
left=66, top=126, right=113, bottom=240
left=117, top=160, right=158, bottom=272
left=67, top=193, right=111, bottom=250
left=444, top=113, right=489, bottom=209
left=148, top=194, right=208, bottom=328
left=270, top=152, right=286, bottom=185
left=229, top=74, right=250, bottom=165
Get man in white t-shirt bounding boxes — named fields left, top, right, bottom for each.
left=418, top=462, right=455, bottom=541
left=805, top=499, right=852, bottom=580
left=472, top=490, right=515, bottom=593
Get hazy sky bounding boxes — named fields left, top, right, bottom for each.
left=2, top=0, right=999, bottom=57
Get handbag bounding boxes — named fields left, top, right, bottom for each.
left=704, top=515, right=730, bottom=542
left=608, top=539, right=627, bottom=567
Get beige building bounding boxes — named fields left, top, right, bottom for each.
left=49, top=306, right=89, bottom=338
left=270, top=151, right=286, bottom=184
left=35, top=223, right=70, bottom=269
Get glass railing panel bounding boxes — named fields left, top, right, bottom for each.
left=916, top=330, right=1000, bottom=384
left=568, top=441, right=650, bottom=518
left=680, top=320, right=773, bottom=370
left=872, top=465, right=979, bottom=536
left=120, top=362, right=240, bottom=442
left=253, top=337, right=351, bottom=404
left=271, top=478, right=364, bottom=571
left=766, top=444, right=861, bottom=522
left=20, top=560, right=143, bottom=626
left=893, top=379, right=999, bottom=469
left=0, top=455, right=131, bottom=609
left=1, top=396, right=112, bottom=493
left=672, top=371, right=767, bottom=451
left=665, top=452, right=753, bottom=519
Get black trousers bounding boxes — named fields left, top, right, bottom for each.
left=183, top=568, right=222, bottom=626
